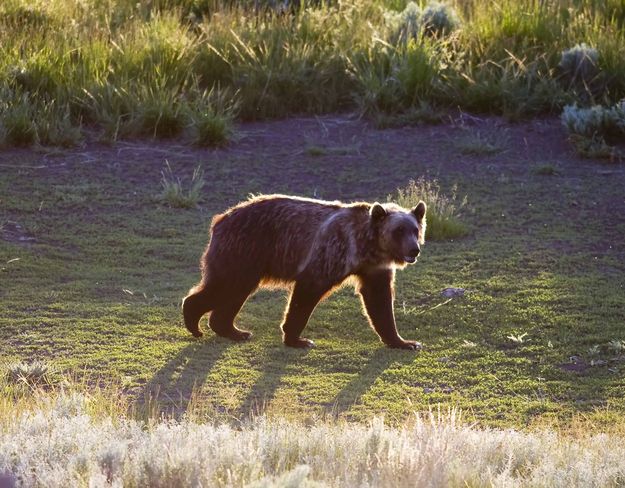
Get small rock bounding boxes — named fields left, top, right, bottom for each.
left=423, top=387, right=435, bottom=394
left=441, top=287, right=465, bottom=298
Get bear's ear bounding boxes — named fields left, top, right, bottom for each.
left=412, top=201, right=426, bottom=223
left=370, top=203, right=387, bottom=221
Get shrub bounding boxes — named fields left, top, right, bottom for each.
left=420, top=1, right=460, bottom=36
left=389, top=178, right=468, bottom=240
left=561, top=102, right=625, bottom=158
left=561, top=104, right=613, bottom=138
left=558, top=43, right=603, bottom=100
left=387, top=2, right=422, bottom=42
left=4, top=389, right=625, bottom=487
left=388, top=1, right=459, bottom=43
left=559, top=44, right=599, bottom=82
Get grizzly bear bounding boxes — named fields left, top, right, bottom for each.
left=182, top=194, right=426, bottom=350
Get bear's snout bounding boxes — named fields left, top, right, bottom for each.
left=403, top=245, right=420, bottom=263
left=408, top=245, right=420, bottom=257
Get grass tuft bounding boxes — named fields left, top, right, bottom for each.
left=4, top=360, right=56, bottom=388
left=389, top=177, right=468, bottom=240
left=159, top=161, right=205, bottom=208
left=373, top=103, right=445, bottom=128
left=188, top=87, right=238, bottom=147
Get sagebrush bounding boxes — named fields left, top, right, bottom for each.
left=1, top=388, right=625, bottom=487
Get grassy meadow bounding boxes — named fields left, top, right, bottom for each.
left=2, top=0, right=625, bottom=485
left=2, top=112, right=625, bottom=484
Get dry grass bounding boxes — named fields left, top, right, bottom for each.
left=1, top=386, right=625, bottom=487
left=389, top=177, right=469, bottom=240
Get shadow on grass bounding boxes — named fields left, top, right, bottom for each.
left=330, top=347, right=416, bottom=416
left=138, top=336, right=232, bottom=416
left=235, top=345, right=311, bottom=419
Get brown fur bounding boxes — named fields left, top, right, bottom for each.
left=182, top=194, right=426, bottom=349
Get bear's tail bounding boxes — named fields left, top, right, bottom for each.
left=182, top=284, right=212, bottom=338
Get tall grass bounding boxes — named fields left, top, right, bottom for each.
left=390, top=178, right=468, bottom=240
left=1, top=386, right=625, bottom=487
left=0, top=0, right=624, bottom=146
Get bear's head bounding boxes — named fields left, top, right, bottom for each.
left=370, top=201, right=427, bottom=266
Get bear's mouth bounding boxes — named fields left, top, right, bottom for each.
left=403, top=255, right=417, bottom=264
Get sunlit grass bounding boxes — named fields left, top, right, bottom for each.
left=1, top=383, right=625, bottom=487
left=0, top=0, right=624, bottom=145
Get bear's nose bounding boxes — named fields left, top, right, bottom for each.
left=409, top=246, right=420, bottom=257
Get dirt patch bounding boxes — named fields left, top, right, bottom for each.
left=1, top=112, right=624, bottom=248
left=0, top=113, right=610, bottom=183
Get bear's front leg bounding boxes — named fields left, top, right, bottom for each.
left=358, top=269, right=421, bottom=351
left=281, top=280, right=331, bottom=348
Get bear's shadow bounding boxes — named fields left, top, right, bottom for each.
left=331, top=348, right=415, bottom=415
left=141, top=336, right=414, bottom=419
left=139, top=336, right=233, bottom=416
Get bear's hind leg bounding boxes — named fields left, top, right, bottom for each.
left=208, top=279, right=258, bottom=341
left=183, top=286, right=214, bottom=338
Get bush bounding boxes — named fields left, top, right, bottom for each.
left=387, top=1, right=459, bottom=43
left=420, top=1, right=460, bottom=36
left=389, top=178, right=468, bottom=240
left=561, top=104, right=613, bottom=138
left=561, top=101, right=625, bottom=158
left=558, top=43, right=603, bottom=100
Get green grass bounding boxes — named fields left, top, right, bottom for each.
left=1, top=131, right=624, bottom=430
left=159, top=161, right=206, bottom=208
left=0, top=1, right=625, bottom=146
